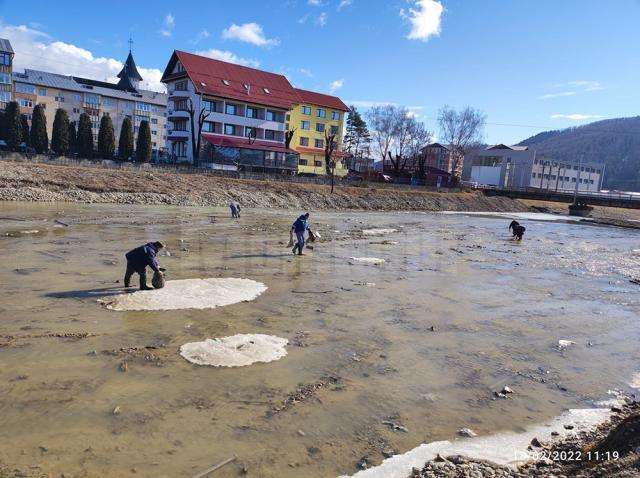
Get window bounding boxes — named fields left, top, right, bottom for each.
left=266, top=110, right=276, bottom=121
left=534, top=159, right=538, bottom=164
left=151, top=106, right=158, bottom=113
left=0, top=53, right=11, bottom=66
left=314, top=160, right=322, bottom=167
left=172, top=119, right=188, bottom=131
left=225, top=103, right=237, bottom=115
left=55, top=96, right=64, bottom=102
left=85, top=94, right=100, bottom=105
left=151, top=118, right=158, bottom=124
left=286, top=114, right=290, bottom=121
left=302, top=105, right=311, bottom=115
left=299, top=158, right=308, bottom=165
left=74, top=94, right=81, bottom=101
left=246, top=107, right=257, bottom=118
left=301, top=120, right=310, bottom=130
left=0, top=91, right=10, bottom=103
left=571, top=177, right=576, bottom=182
left=332, top=111, right=340, bottom=120
left=176, top=62, right=184, bottom=73
left=316, top=123, right=325, bottom=132
left=15, top=83, right=36, bottom=94
left=317, top=108, right=326, bottom=118
left=330, top=125, right=338, bottom=135
left=36, top=88, right=46, bottom=96
left=18, top=99, right=33, bottom=108
left=245, top=126, right=255, bottom=138
left=73, top=107, right=80, bottom=113
left=331, top=141, right=337, bottom=150
left=102, top=98, right=110, bottom=106
left=175, top=80, right=188, bottom=91
left=224, top=124, right=236, bottom=135
left=0, top=73, right=10, bottom=84
left=203, top=99, right=216, bottom=112
left=173, top=141, right=187, bottom=157
left=152, top=130, right=157, bottom=135
left=532, top=173, right=536, bottom=179
left=173, top=99, right=188, bottom=111
left=136, top=115, right=150, bottom=123
left=264, top=130, right=276, bottom=140
left=136, top=102, right=150, bottom=111
left=315, top=139, right=324, bottom=148
left=299, top=137, right=309, bottom=146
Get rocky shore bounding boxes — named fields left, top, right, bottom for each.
left=0, top=161, right=531, bottom=212
left=412, top=399, right=640, bottom=478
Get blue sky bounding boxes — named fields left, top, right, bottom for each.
left=1, top=0, right=639, bottom=144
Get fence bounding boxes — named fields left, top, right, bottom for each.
left=0, top=152, right=461, bottom=193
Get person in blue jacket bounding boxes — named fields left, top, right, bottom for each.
left=124, top=241, right=165, bottom=290
left=291, top=213, right=312, bottom=255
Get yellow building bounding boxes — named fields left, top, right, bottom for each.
left=288, top=88, right=349, bottom=176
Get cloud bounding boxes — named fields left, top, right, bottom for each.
left=190, top=29, right=210, bottom=44
left=308, top=0, right=323, bottom=5
left=337, top=0, right=353, bottom=9
left=160, top=13, right=175, bottom=38
left=298, top=14, right=311, bottom=24
left=195, top=48, right=260, bottom=68
left=345, top=100, right=399, bottom=108
left=328, top=78, right=344, bottom=94
left=400, top=0, right=444, bottom=42
left=0, top=23, right=166, bottom=92
left=222, top=22, right=279, bottom=47
left=539, top=91, right=577, bottom=99
left=299, top=68, right=314, bottom=78
left=316, top=12, right=328, bottom=26
left=551, top=114, right=604, bottom=120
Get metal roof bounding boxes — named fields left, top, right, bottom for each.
left=162, top=50, right=300, bottom=110
left=0, top=38, right=14, bottom=54
left=294, top=88, right=349, bottom=112
left=13, top=69, right=166, bottom=105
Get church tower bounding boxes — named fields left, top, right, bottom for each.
left=116, top=37, right=143, bottom=91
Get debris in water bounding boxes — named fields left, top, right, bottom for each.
left=383, top=421, right=409, bottom=432
left=558, top=339, right=576, bottom=350
left=457, top=428, right=477, bottom=437
left=349, top=257, right=386, bottom=266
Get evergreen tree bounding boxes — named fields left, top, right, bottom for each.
left=97, top=114, right=115, bottom=159
left=0, top=110, right=6, bottom=141
left=117, top=116, right=134, bottom=161
left=343, top=106, right=370, bottom=158
left=30, top=104, right=49, bottom=153
left=51, top=108, right=70, bottom=155
left=69, top=121, right=77, bottom=154
left=21, top=115, right=30, bottom=146
left=77, top=113, right=94, bottom=158
left=4, top=101, right=22, bottom=149
left=135, top=120, right=152, bottom=162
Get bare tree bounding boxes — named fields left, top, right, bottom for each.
left=367, top=105, right=399, bottom=165
left=187, top=97, right=211, bottom=166
left=285, top=127, right=297, bottom=149
left=324, top=130, right=337, bottom=193
left=406, top=122, right=433, bottom=180
left=437, top=106, right=486, bottom=177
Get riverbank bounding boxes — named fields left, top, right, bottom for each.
left=412, top=399, right=640, bottom=478
left=523, top=199, right=640, bottom=229
left=0, top=161, right=530, bottom=212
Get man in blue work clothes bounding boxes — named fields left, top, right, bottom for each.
left=124, top=241, right=165, bottom=290
left=291, top=213, right=313, bottom=255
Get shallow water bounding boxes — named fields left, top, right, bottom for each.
left=1, top=203, right=639, bottom=478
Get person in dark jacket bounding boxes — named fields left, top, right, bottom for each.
left=229, top=200, right=241, bottom=219
left=124, top=241, right=165, bottom=290
left=291, top=213, right=312, bottom=255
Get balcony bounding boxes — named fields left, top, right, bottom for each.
left=168, top=88, right=191, bottom=99
left=167, top=109, right=190, bottom=119
left=167, top=129, right=190, bottom=139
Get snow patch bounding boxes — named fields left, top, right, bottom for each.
left=349, top=257, right=386, bottom=266
left=102, top=278, right=267, bottom=311
left=629, top=372, right=640, bottom=389
left=362, top=228, right=398, bottom=235
left=339, top=407, right=611, bottom=478
left=180, top=334, right=288, bottom=367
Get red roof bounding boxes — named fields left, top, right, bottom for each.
left=202, top=133, right=297, bottom=154
left=295, top=88, right=349, bottom=112
left=162, top=51, right=301, bottom=110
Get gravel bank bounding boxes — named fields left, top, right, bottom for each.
left=0, top=161, right=531, bottom=212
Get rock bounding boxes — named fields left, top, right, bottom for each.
left=428, top=325, right=435, bottom=332
left=446, top=454, right=466, bottom=465
left=502, top=386, right=514, bottom=394
left=530, top=437, right=542, bottom=447
left=457, top=428, right=477, bottom=437
left=119, top=360, right=128, bottom=372
left=112, top=406, right=121, bottom=415
left=564, top=424, right=574, bottom=430
left=297, top=430, right=305, bottom=437
left=382, top=449, right=396, bottom=458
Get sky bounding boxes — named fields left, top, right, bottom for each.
left=1, top=0, right=639, bottom=145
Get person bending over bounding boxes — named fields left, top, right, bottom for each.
left=124, top=241, right=165, bottom=290
left=291, top=213, right=312, bottom=256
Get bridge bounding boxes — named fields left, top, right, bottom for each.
left=480, top=186, right=640, bottom=209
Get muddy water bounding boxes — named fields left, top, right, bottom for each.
left=1, top=203, right=639, bottom=478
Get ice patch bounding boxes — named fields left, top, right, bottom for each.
left=558, top=339, right=576, bottom=350
left=362, top=228, right=398, bottom=235
left=629, top=372, right=640, bottom=389
left=439, top=211, right=590, bottom=223
left=349, top=257, right=386, bottom=266
left=180, top=334, right=288, bottom=367
left=102, top=278, right=267, bottom=311
left=339, top=407, right=611, bottom=478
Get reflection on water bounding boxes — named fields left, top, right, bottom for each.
left=1, top=203, right=639, bottom=478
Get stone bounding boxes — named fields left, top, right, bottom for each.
left=457, top=428, right=477, bottom=437
left=530, top=437, right=542, bottom=447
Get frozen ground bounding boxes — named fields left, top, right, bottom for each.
left=1, top=203, right=639, bottom=478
